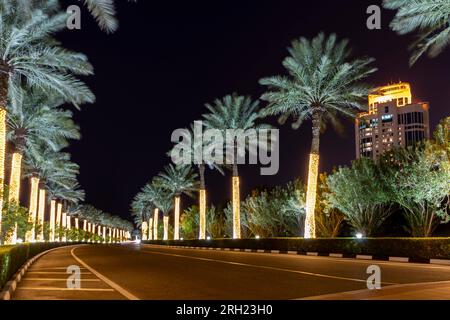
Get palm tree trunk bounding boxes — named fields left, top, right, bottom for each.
left=232, top=150, right=241, bottom=239
left=49, top=199, right=56, bottom=242
left=27, top=176, right=39, bottom=242
left=153, top=208, right=159, bottom=240
left=148, top=217, right=153, bottom=240
left=304, top=111, right=322, bottom=239
left=141, top=220, right=148, bottom=240
left=199, top=163, right=206, bottom=240
left=0, top=72, right=8, bottom=244
left=37, top=184, right=46, bottom=241
left=174, top=195, right=181, bottom=240
left=56, top=204, right=63, bottom=241
left=163, top=214, right=169, bottom=240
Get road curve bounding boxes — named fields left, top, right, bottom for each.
left=12, top=243, right=450, bottom=300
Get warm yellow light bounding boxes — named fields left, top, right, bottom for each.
left=153, top=208, right=159, bottom=240
left=232, top=176, right=241, bottom=239
left=88, top=222, right=91, bottom=233
left=56, top=203, right=62, bottom=241
left=304, top=153, right=319, bottom=239
left=26, top=176, right=39, bottom=242
left=75, top=218, right=79, bottom=230
left=174, top=196, right=181, bottom=240
left=142, top=221, right=148, bottom=240
left=148, top=217, right=153, bottom=240
left=199, top=189, right=206, bottom=240
left=8, top=152, right=22, bottom=203
left=92, top=223, right=95, bottom=236
left=163, top=215, right=169, bottom=240
left=62, top=211, right=67, bottom=242
left=368, top=82, right=412, bottom=113
left=50, top=200, right=56, bottom=242
left=0, top=108, right=6, bottom=242
left=83, top=220, right=87, bottom=231
left=67, top=215, right=71, bottom=230
left=102, top=226, right=106, bottom=242
left=37, top=188, right=46, bottom=241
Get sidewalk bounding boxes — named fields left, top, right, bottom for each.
left=302, top=281, right=450, bottom=300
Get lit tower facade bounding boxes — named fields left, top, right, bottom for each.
left=355, top=82, right=430, bottom=160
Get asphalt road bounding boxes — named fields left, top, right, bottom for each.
left=12, top=243, right=450, bottom=300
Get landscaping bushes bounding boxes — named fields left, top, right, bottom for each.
left=144, top=238, right=450, bottom=261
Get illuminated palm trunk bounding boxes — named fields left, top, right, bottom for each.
left=57, top=203, right=63, bottom=241
left=0, top=74, right=8, bottom=244
left=141, top=221, right=148, bottom=240
left=232, top=159, right=241, bottom=239
left=102, top=226, right=106, bottom=243
left=174, top=195, right=181, bottom=240
left=163, top=215, right=169, bottom=240
left=62, top=211, right=67, bottom=242
left=148, top=217, right=153, bottom=240
left=75, top=218, right=79, bottom=229
left=49, top=199, right=56, bottom=242
left=37, top=186, right=46, bottom=241
left=27, top=176, right=39, bottom=242
left=304, top=112, right=321, bottom=239
left=4, top=150, right=23, bottom=244
left=198, top=163, right=206, bottom=240
left=153, top=208, right=159, bottom=240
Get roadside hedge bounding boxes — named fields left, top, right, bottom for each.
left=0, top=242, right=79, bottom=290
left=144, top=238, right=450, bottom=262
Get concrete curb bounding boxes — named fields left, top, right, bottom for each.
left=0, top=245, right=79, bottom=300
left=152, top=244, right=450, bottom=266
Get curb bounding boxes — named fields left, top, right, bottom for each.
left=151, top=244, right=450, bottom=266
left=0, top=245, right=78, bottom=300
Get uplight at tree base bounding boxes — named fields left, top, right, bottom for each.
left=153, top=208, right=159, bottom=240
left=148, top=217, right=153, bottom=240
left=304, top=153, right=319, bottom=239
left=199, top=189, right=206, bottom=240
left=27, top=177, right=39, bottom=242
left=37, top=188, right=46, bottom=241
left=163, top=216, right=169, bottom=240
left=50, top=200, right=56, bottom=242
left=174, top=196, right=181, bottom=240
left=0, top=108, right=6, bottom=241
left=232, top=176, right=241, bottom=239
left=141, top=221, right=148, bottom=240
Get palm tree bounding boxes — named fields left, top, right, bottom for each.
left=131, top=192, right=154, bottom=240
left=7, top=89, right=80, bottom=206
left=259, top=33, right=376, bottom=238
left=383, top=0, right=450, bottom=65
left=155, top=165, right=198, bottom=240
left=168, top=121, right=225, bottom=239
left=202, top=94, right=271, bottom=239
left=5, top=0, right=138, bottom=34
left=0, top=4, right=94, bottom=239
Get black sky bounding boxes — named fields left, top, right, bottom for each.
left=59, top=0, right=449, bottom=221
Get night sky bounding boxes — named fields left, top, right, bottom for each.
left=59, top=0, right=449, bottom=222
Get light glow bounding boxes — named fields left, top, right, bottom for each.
left=8, top=152, right=22, bottom=203
left=304, top=153, right=319, bottom=239
left=37, top=188, right=46, bottom=241
left=199, top=189, right=206, bottom=240
left=163, top=215, right=169, bottom=240
left=56, top=202, right=62, bottom=241
left=0, top=108, right=6, bottom=241
left=153, top=208, right=159, bottom=240
left=26, top=177, right=39, bottom=242
left=75, top=218, right=79, bottom=230
left=232, top=176, right=241, bottom=239
left=50, top=200, right=56, bottom=242
left=356, top=233, right=364, bottom=239
left=174, top=196, right=181, bottom=240
left=141, top=221, right=148, bottom=240
left=148, top=217, right=153, bottom=240
left=62, top=211, right=67, bottom=242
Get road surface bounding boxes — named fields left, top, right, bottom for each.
left=12, top=243, right=450, bottom=300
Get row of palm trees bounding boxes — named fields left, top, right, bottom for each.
left=0, top=0, right=134, bottom=244
left=132, top=0, right=447, bottom=240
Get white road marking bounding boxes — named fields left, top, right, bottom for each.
left=27, top=272, right=92, bottom=275
left=29, top=267, right=87, bottom=270
left=70, top=246, right=140, bottom=300
left=23, top=278, right=101, bottom=282
left=139, top=248, right=397, bottom=285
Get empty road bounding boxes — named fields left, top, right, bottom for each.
left=12, top=243, right=450, bottom=300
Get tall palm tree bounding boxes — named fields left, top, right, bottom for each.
left=383, top=0, right=450, bottom=65
left=168, top=123, right=224, bottom=240
left=155, top=165, right=198, bottom=240
left=202, top=94, right=271, bottom=239
left=259, top=33, right=376, bottom=238
left=7, top=88, right=80, bottom=206
left=131, top=192, right=154, bottom=240
left=0, top=4, right=94, bottom=239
